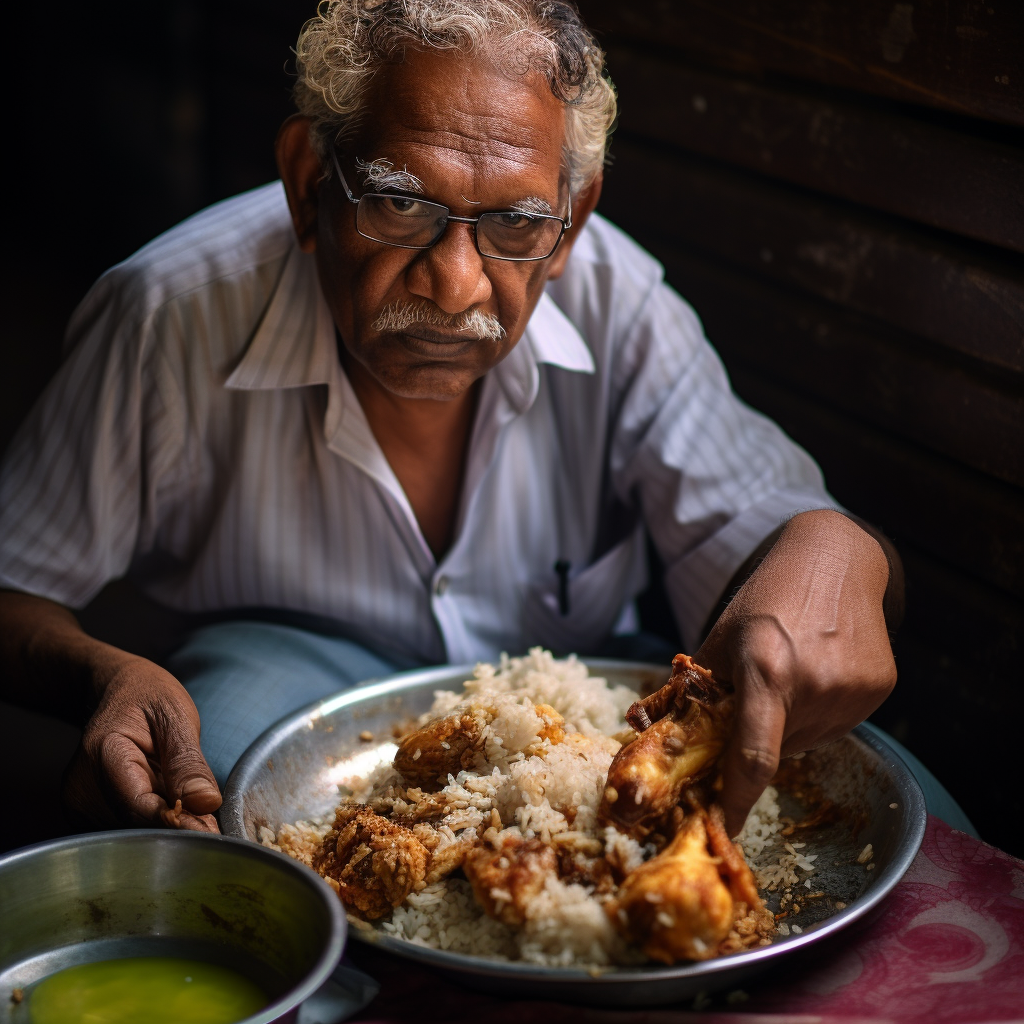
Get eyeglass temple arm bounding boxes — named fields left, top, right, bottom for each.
left=330, top=150, right=361, bottom=205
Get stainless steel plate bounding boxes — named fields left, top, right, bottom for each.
left=222, top=660, right=926, bottom=1006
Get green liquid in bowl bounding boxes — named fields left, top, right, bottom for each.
left=29, top=956, right=268, bottom=1024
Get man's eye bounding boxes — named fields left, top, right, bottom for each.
left=380, top=197, right=436, bottom=220
left=496, top=212, right=535, bottom=230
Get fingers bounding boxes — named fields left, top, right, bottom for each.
left=718, top=682, right=786, bottom=838
left=66, top=667, right=222, bottom=831
left=64, top=732, right=170, bottom=828
left=84, top=724, right=221, bottom=829
left=99, top=732, right=172, bottom=825
left=151, top=704, right=223, bottom=816
left=178, top=811, right=221, bottom=833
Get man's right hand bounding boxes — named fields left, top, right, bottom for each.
left=63, top=658, right=222, bottom=831
left=0, top=589, right=221, bottom=832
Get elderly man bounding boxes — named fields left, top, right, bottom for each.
left=0, top=0, right=937, bottom=840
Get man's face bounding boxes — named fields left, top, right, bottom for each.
left=311, top=48, right=569, bottom=402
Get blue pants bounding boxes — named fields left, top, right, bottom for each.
left=165, top=621, right=978, bottom=837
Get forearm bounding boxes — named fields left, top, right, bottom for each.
left=735, top=509, right=892, bottom=634
left=0, top=589, right=139, bottom=724
left=701, top=509, right=904, bottom=642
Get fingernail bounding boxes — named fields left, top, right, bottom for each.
left=180, top=775, right=214, bottom=793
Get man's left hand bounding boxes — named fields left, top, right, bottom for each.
left=695, top=509, right=897, bottom=837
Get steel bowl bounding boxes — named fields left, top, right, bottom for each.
left=222, top=660, right=926, bottom=1006
left=0, top=830, right=347, bottom=1024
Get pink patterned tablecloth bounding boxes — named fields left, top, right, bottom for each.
left=348, top=816, right=1024, bottom=1023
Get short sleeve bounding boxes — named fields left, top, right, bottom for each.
left=0, top=269, right=184, bottom=608
left=610, top=278, right=839, bottom=649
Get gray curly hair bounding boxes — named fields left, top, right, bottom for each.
left=293, top=0, right=617, bottom=195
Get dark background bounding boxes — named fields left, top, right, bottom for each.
left=2, top=2, right=1022, bottom=857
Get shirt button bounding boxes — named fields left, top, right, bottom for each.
left=434, top=575, right=449, bottom=597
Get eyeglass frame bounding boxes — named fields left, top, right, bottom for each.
left=329, top=149, right=572, bottom=263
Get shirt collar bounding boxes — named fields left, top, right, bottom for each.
left=225, top=243, right=595, bottom=408
left=486, top=289, right=596, bottom=415
left=529, top=287, right=595, bottom=373
left=225, top=244, right=339, bottom=391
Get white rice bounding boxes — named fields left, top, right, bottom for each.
left=736, top=786, right=819, bottom=890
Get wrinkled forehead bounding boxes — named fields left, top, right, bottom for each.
left=350, top=48, right=568, bottom=198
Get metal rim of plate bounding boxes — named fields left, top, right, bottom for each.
left=222, top=660, right=927, bottom=1003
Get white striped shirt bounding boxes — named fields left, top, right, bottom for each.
left=0, top=183, right=835, bottom=662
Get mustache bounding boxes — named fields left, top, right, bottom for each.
left=371, top=301, right=506, bottom=342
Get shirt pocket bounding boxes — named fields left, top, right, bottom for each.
left=521, top=526, right=648, bottom=654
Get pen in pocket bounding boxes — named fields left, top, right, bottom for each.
left=554, top=559, right=571, bottom=616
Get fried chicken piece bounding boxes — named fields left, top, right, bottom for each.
left=391, top=700, right=569, bottom=786
left=312, top=805, right=429, bottom=920
left=394, top=701, right=569, bottom=788
left=463, top=837, right=558, bottom=927
left=625, top=653, right=730, bottom=732
left=393, top=711, right=489, bottom=788
left=606, top=809, right=734, bottom=963
left=704, top=802, right=761, bottom=909
left=599, top=654, right=734, bottom=837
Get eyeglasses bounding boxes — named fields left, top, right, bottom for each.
left=330, top=150, right=571, bottom=262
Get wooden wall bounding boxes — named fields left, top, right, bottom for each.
left=581, top=0, right=1024, bottom=856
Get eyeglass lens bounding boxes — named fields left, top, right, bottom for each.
left=356, top=195, right=564, bottom=260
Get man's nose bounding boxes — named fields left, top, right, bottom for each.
left=405, top=221, right=492, bottom=314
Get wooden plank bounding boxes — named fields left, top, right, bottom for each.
left=581, top=0, right=1024, bottom=126
left=885, top=544, right=1023, bottom=858
left=604, top=45, right=1024, bottom=254
left=872, top=629, right=1023, bottom=856
left=637, top=242, right=1024, bottom=488
left=896, top=544, right=1022, bottom=674
left=600, top=140, right=1024, bottom=374
left=719, top=369, right=1024, bottom=596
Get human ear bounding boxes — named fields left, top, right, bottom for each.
left=545, top=172, right=603, bottom=280
left=275, top=115, right=324, bottom=254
